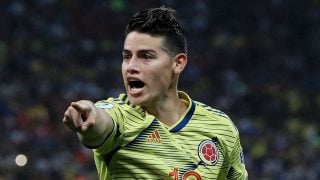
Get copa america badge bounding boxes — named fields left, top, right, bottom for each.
left=95, top=103, right=114, bottom=109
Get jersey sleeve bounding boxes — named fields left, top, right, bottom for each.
left=93, top=99, right=124, bottom=156
left=226, top=135, right=248, bottom=179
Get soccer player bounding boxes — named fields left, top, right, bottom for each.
left=63, top=6, right=248, bottom=179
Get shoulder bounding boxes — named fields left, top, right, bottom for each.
left=195, top=101, right=231, bottom=120
left=179, top=91, right=239, bottom=136
left=95, top=93, right=146, bottom=128
left=193, top=100, right=239, bottom=136
left=95, top=93, right=128, bottom=107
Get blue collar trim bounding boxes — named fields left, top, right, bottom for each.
left=170, top=100, right=195, bottom=132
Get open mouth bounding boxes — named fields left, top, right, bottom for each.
left=128, top=80, right=145, bottom=89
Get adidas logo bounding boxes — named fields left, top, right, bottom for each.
left=147, top=130, right=162, bottom=143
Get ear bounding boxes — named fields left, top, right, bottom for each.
left=173, top=53, right=187, bottom=74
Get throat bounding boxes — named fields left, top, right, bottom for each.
left=148, top=99, right=188, bottom=127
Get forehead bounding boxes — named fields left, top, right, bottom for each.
left=124, top=32, right=165, bottom=52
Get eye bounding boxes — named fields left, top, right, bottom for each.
left=143, top=53, right=154, bottom=59
left=122, top=52, right=132, bottom=61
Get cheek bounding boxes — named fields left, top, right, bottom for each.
left=144, top=61, right=174, bottom=88
left=121, top=62, right=127, bottom=74
left=150, top=69, right=172, bottom=87
left=121, top=65, right=127, bottom=83
left=121, top=63, right=125, bottom=73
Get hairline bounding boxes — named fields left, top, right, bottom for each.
left=125, top=30, right=177, bottom=58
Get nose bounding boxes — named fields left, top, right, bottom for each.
left=125, top=57, right=140, bottom=74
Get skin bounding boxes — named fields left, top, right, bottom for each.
left=63, top=31, right=188, bottom=147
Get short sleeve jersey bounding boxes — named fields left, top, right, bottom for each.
left=92, top=92, right=248, bottom=180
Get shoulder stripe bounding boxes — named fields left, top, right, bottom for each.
left=196, top=102, right=230, bottom=120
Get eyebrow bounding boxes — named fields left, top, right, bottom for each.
left=122, top=49, right=157, bottom=54
left=122, top=49, right=130, bottom=52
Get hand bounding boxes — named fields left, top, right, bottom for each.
left=63, top=100, right=97, bottom=133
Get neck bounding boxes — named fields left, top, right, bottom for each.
left=145, top=92, right=188, bottom=127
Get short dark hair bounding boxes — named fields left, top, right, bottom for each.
left=125, top=6, right=188, bottom=56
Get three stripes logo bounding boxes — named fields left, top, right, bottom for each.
left=147, top=130, right=162, bottom=143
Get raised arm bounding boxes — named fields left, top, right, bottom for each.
left=63, top=100, right=114, bottom=148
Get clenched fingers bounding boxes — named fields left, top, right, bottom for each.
left=63, top=100, right=97, bottom=132
left=63, top=104, right=84, bottom=132
left=71, top=101, right=96, bottom=131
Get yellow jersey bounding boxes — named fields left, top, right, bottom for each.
left=90, top=91, right=248, bottom=179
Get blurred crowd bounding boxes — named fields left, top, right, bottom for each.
left=0, top=0, right=319, bottom=179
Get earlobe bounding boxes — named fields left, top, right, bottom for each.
left=174, top=53, right=187, bottom=73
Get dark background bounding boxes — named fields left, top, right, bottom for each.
left=0, top=0, right=319, bottom=179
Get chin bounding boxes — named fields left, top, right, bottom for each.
left=127, top=95, right=146, bottom=106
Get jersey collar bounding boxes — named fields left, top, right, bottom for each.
left=170, top=91, right=196, bottom=132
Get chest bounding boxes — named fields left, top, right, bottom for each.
left=109, top=119, right=230, bottom=179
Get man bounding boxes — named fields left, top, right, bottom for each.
left=63, top=6, right=248, bottom=179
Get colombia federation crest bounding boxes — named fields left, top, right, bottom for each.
left=198, top=140, right=219, bottom=166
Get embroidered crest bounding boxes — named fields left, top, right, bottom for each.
left=198, top=140, right=219, bottom=165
